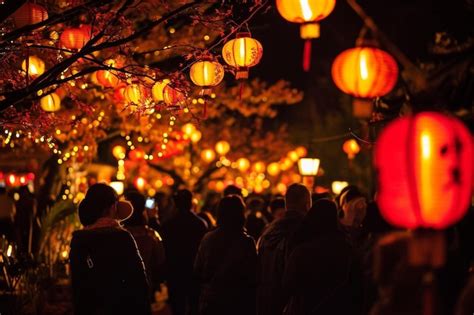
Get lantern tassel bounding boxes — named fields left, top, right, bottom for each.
left=303, top=40, right=312, bottom=72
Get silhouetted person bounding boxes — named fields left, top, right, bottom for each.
left=269, top=197, right=285, bottom=222
left=124, top=191, right=166, bottom=299
left=69, top=183, right=150, bottom=315
left=161, top=189, right=208, bottom=315
left=283, top=199, right=364, bottom=315
left=0, top=186, right=15, bottom=242
left=245, top=197, right=268, bottom=241
left=223, top=184, right=242, bottom=197
left=194, top=195, right=257, bottom=315
left=256, top=183, right=311, bottom=315
left=15, top=185, right=36, bottom=254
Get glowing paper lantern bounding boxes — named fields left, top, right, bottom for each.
left=152, top=79, right=171, bottom=102
left=342, top=139, right=360, bottom=159
left=112, top=145, right=126, bottom=159
left=189, top=60, right=224, bottom=95
left=276, top=0, right=335, bottom=71
left=110, top=181, right=124, bottom=195
left=12, top=3, right=48, bottom=28
left=60, top=27, right=90, bottom=50
left=40, top=93, right=61, bottom=112
left=96, top=59, right=121, bottom=88
left=22, top=56, right=45, bottom=77
left=295, top=146, right=308, bottom=157
left=215, top=141, right=230, bottom=156
left=201, top=149, right=216, bottom=163
left=163, top=85, right=186, bottom=107
left=134, top=177, right=146, bottom=191
left=332, top=46, right=398, bottom=118
left=222, top=32, right=263, bottom=79
left=124, top=84, right=146, bottom=104
left=267, top=162, right=281, bottom=177
left=332, top=181, right=349, bottom=195
left=237, top=158, right=250, bottom=172
left=375, top=112, right=473, bottom=229
left=288, top=150, right=300, bottom=162
left=298, top=158, right=320, bottom=176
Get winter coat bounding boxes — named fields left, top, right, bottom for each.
left=194, top=227, right=257, bottom=315
left=69, top=226, right=151, bottom=315
left=282, top=231, right=364, bottom=315
left=126, top=225, right=166, bottom=293
left=256, top=210, right=304, bottom=315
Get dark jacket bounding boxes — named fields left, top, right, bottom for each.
left=256, top=210, right=304, bottom=315
left=194, top=227, right=257, bottom=315
left=126, top=225, right=166, bottom=293
left=282, top=231, right=364, bottom=315
left=69, top=227, right=151, bottom=315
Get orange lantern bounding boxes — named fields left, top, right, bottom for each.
left=215, top=141, right=230, bottom=156
left=295, top=146, right=308, bottom=157
left=40, top=93, right=61, bottom=112
left=12, top=3, right=48, bottom=28
left=253, top=161, right=266, bottom=173
left=201, top=149, right=216, bottom=163
left=276, top=0, right=335, bottom=71
left=60, top=27, right=90, bottom=50
left=375, top=112, right=473, bottom=229
left=332, top=45, right=398, bottom=118
left=342, top=139, right=360, bottom=159
left=163, top=85, right=186, bottom=107
left=124, top=84, right=146, bottom=105
left=112, top=145, right=126, bottom=159
left=236, top=158, right=250, bottom=172
left=96, top=59, right=121, bottom=88
left=22, top=55, right=45, bottom=78
left=152, top=79, right=171, bottom=102
left=267, top=162, right=281, bottom=177
left=222, top=32, right=263, bottom=79
left=189, top=60, right=224, bottom=95
left=134, top=177, right=146, bottom=191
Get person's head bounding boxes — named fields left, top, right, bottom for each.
left=217, top=195, right=245, bottom=230
left=78, top=183, right=118, bottom=226
left=339, top=187, right=367, bottom=228
left=285, top=183, right=311, bottom=213
left=312, top=192, right=331, bottom=204
left=124, top=190, right=146, bottom=226
left=173, top=189, right=193, bottom=212
left=335, top=185, right=358, bottom=209
left=223, top=185, right=242, bottom=197
left=269, top=198, right=285, bottom=221
left=247, top=197, right=264, bottom=213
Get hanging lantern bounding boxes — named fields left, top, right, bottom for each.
left=215, top=141, right=230, bottom=156
left=112, top=145, right=126, bottom=160
left=201, top=149, right=216, bottom=163
left=267, top=162, right=281, bottom=177
left=295, top=146, right=308, bottom=157
left=189, top=60, right=224, bottom=95
left=332, top=45, right=398, bottom=118
left=12, top=3, right=48, bottom=28
left=276, top=0, right=335, bottom=72
left=332, top=181, right=349, bottom=195
left=222, top=32, right=263, bottom=80
left=288, top=150, right=300, bottom=162
left=280, top=157, right=294, bottom=171
left=60, top=27, right=90, bottom=50
left=298, top=158, right=320, bottom=176
left=342, top=139, right=360, bottom=159
left=22, top=55, right=45, bottom=77
left=375, top=112, right=473, bottom=229
left=237, top=158, right=250, bottom=172
left=40, top=93, right=61, bottom=112
left=96, top=59, right=121, bottom=88
left=124, top=84, right=146, bottom=105
left=163, top=85, right=186, bottom=107
left=152, top=79, right=171, bottom=102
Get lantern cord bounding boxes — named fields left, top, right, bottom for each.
left=303, top=40, right=312, bottom=72
left=349, top=129, right=375, bottom=145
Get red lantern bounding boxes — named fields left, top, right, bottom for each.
left=60, top=27, right=90, bottom=50
left=332, top=45, right=398, bottom=118
left=12, top=3, right=48, bottom=28
left=163, top=85, right=186, bottom=107
left=375, top=112, right=473, bottom=229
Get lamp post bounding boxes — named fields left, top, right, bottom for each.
left=298, top=158, right=320, bottom=192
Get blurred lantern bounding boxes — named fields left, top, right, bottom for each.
left=375, top=112, right=473, bottom=229
left=215, top=181, right=225, bottom=192
left=276, top=0, right=335, bottom=71
left=110, top=181, right=124, bottom=195
left=253, top=161, right=266, bottom=173
left=298, top=158, right=320, bottom=176
left=190, top=130, right=202, bottom=143
left=237, top=158, right=250, bottom=172
left=163, top=85, right=186, bottom=107
left=182, top=123, right=196, bottom=136
left=40, top=93, right=61, bottom=112
left=215, top=141, right=230, bottom=156
left=295, top=146, right=308, bottom=157
left=201, top=149, right=216, bottom=163
left=19, top=176, right=27, bottom=185
left=288, top=150, right=300, bottom=162
left=112, top=145, right=126, bottom=159
left=276, top=183, right=287, bottom=194
left=280, top=157, right=294, bottom=171
left=129, top=148, right=145, bottom=161
left=189, top=60, right=224, bottom=95
left=22, top=56, right=45, bottom=77
left=332, top=45, right=398, bottom=118
left=331, top=181, right=349, bottom=195
left=6, top=174, right=17, bottom=186
left=96, top=59, right=120, bottom=88
left=222, top=32, right=263, bottom=79
left=152, top=79, right=170, bottom=102
left=124, top=84, right=146, bottom=105
left=342, top=139, right=360, bottom=159
left=267, top=162, right=281, bottom=177
left=12, top=3, right=48, bottom=28
left=60, top=27, right=90, bottom=50
left=134, top=177, right=146, bottom=191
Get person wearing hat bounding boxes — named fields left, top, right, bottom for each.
left=69, top=183, right=151, bottom=315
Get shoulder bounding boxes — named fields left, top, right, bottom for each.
left=144, top=226, right=163, bottom=241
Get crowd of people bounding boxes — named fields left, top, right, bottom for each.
left=2, top=181, right=474, bottom=314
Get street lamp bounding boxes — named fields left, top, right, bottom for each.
left=298, top=158, right=320, bottom=191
